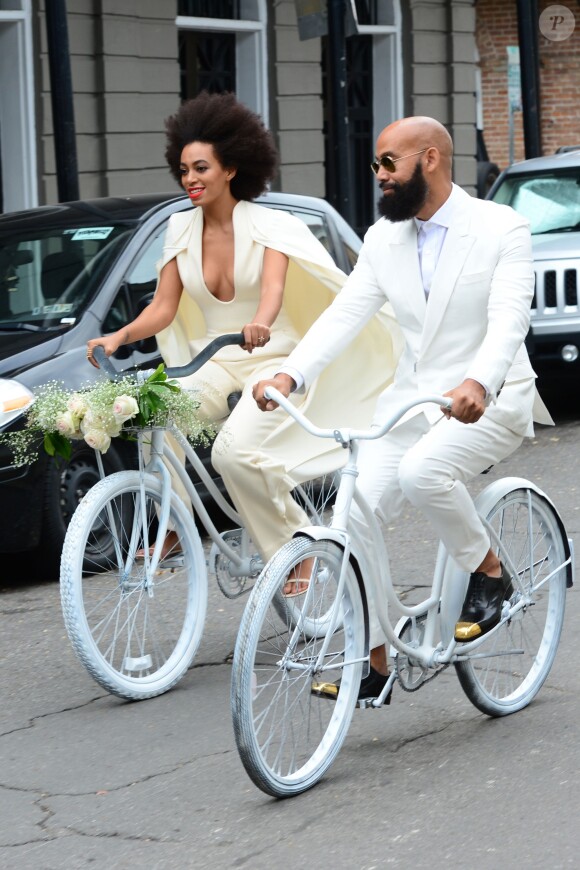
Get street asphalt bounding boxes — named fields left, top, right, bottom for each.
left=1, top=378, right=579, bottom=869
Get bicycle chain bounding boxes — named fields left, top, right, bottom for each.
left=214, top=530, right=261, bottom=599
left=394, top=615, right=449, bottom=692
left=395, top=659, right=449, bottom=692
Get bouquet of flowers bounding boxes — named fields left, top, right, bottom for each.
left=0, top=364, right=213, bottom=467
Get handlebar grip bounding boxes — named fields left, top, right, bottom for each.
left=164, top=332, right=245, bottom=378
left=92, top=332, right=245, bottom=383
left=92, top=346, right=125, bottom=382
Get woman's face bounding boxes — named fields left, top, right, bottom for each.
left=179, top=142, right=236, bottom=206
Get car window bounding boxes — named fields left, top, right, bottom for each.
left=102, top=223, right=166, bottom=337
left=288, top=210, right=332, bottom=255
left=492, top=170, right=580, bottom=234
left=0, top=224, right=132, bottom=329
left=287, top=207, right=358, bottom=272
left=341, top=240, right=359, bottom=271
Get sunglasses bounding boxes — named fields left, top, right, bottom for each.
left=370, top=149, right=428, bottom=175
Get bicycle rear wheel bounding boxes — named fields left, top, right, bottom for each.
left=60, top=471, right=207, bottom=699
left=232, top=536, right=364, bottom=797
left=455, top=487, right=568, bottom=716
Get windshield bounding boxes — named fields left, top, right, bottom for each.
left=0, top=219, right=134, bottom=331
left=491, top=169, right=580, bottom=235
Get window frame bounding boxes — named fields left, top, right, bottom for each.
left=176, top=0, right=268, bottom=125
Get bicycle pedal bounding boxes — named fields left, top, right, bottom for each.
left=356, top=697, right=381, bottom=710
left=159, top=555, right=184, bottom=568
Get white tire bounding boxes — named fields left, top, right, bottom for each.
left=60, top=471, right=207, bottom=699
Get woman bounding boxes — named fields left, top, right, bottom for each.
left=87, top=91, right=401, bottom=577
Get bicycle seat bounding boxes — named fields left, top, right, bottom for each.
left=228, top=391, right=242, bottom=412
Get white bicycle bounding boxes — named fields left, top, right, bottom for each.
left=59, top=336, right=341, bottom=701
left=231, top=388, right=573, bottom=797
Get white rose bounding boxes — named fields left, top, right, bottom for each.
left=104, top=420, right=122, bottom=438
left=83, top=428, right=111, bottom=453
left=67, top=394, right=88, bottom=418
left=80, top=409, right=96, bottom=433
left=112, top=394, right=139, bottom=424
left=55, top=410, right=79, bottom=438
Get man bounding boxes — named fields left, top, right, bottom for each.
left=252, top=115, right=552, bottom=703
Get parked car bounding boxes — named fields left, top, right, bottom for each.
left=476, top=128, right=501, bottom=199
left=0, top=192, right=361, bottom=575
left=488, top=149, right=580, bottom=371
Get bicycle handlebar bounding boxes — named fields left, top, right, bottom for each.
left=92, top=332, right=245, bottom=382
left=263, top=386, right=453, bottom=444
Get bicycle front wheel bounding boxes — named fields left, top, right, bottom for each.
left=60, top=471, right=207, bottom=700
left=274, top=470, right=341, bottom=637
left=232, top=536, right=364, bottom=797
left=455, top=487, right=568, bottom=716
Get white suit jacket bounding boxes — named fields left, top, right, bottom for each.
left=284, top=185, right=552, bottom=437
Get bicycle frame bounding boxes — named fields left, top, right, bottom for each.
left=263, top=387, right=573, bottom=691
left=133, top=426, right=260, bottom=580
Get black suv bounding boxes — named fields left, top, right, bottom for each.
left=0, top=192, right=361, bottom=575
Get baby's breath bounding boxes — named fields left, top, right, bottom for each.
left=0, top=365, right=214, bottom=466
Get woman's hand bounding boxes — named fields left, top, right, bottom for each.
left=86, top=335, right=123, bottom=369
left=242, top=322, right=271, bottom=353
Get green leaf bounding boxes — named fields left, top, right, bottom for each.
left=45, top=432, right=73, bottom=461
left=148, top=383, right=172, bottom=398
left=44, top=433, right=56, bottom=456
left=145, top=363, right=167, bottom=385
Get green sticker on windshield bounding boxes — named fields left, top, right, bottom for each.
left=70, top=227, right=114, bottom=241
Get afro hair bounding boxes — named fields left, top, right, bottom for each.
left=164, top=91, right=279, bottom=201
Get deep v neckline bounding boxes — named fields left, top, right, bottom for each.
left=197, top=204, right=239, bottom=303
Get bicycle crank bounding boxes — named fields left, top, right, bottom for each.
left=210, top=529, right=262, bottom=599
left=393, top=615, right=448, bottom=692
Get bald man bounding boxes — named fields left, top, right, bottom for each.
left=253, top=116, right=552, bottom=704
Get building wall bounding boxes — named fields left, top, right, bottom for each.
left=410, top=0, right=477, bottom=192
left=36, top=0, right=180, bottom=203
left=272, top=0, right=325, bottom=197
left=477, top=0, right=580, bottom=169
left=33, top=0, right=479, bottom=206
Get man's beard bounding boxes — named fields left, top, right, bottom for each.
left=377, top=160, right=428, bottom=222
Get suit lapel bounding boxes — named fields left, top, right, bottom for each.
left=419, top=199, right=475, bottom=354
left=386, top=220, right=426, bottom=330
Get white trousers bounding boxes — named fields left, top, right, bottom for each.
left=349, top=412, right=524, bottom=648
left=168, top=354, right=314, bottom=561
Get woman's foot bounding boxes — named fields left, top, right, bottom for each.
left=282, top=558, right=315, bottom=597
left=136, top=531, right=182, bottom=561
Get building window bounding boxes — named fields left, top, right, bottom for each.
left=176, top=0, right=268, bottom=123
left=179, top=31, right=236, bottom=98
left=0, top=0, right=37, bottom=211
left=179, top=1, right=240, bottom=17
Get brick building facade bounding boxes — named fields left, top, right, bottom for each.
left=476, top=0, right=580, bottom=169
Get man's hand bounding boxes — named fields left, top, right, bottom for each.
left=442, top=378, right=486, bottom=424
left=253, top=373, right=297, bottom=412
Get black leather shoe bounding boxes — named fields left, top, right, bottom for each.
left=454, top=563, right=513, bottom=642
left=311, top=666, right=392, bottom=705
